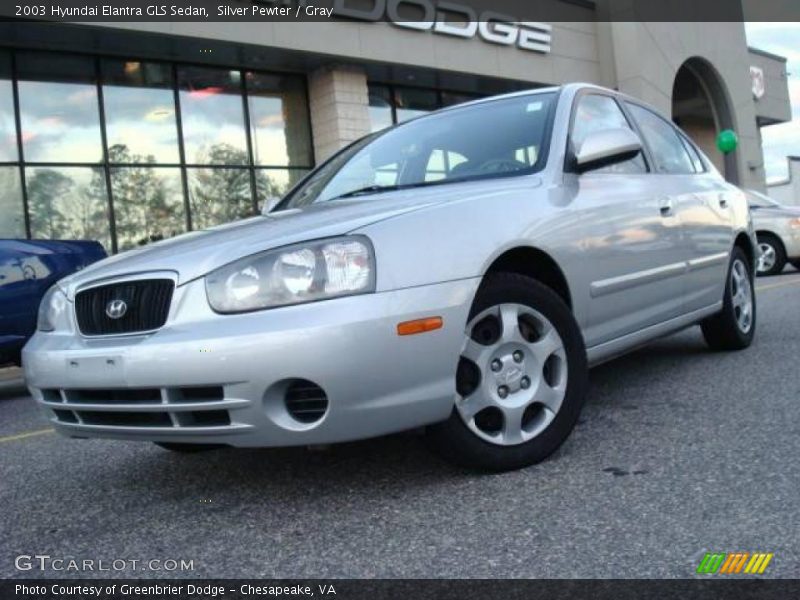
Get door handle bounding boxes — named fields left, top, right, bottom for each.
left=659, top=197, right=674, bottom=217
left=719, top=196, right=729, bottom=208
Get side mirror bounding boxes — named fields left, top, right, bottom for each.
left=574, top=128, right=642, bottom=173
left=261, top=196, right=280, bottom=215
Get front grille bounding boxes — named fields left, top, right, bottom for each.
left=65, top=388, right=162, bottom=404
left=78, top=411, right=173, bottom=428
left=75, top=279, right=174, bottom=336
left=42, top=385, right=242, bottom=431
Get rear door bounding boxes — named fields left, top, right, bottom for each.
left=623, top=102, right=733, bottom=314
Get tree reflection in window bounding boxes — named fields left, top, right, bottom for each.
left=26, top=167, right=111, bottom=250
left=188, top=143, right=271, bottom=230
left=108, top=145, right=186, bottom=251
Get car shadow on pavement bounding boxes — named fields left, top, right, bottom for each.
left=586, top=329, right=711, bottom=406
left=0, top=367, right=27, bottom=400
left=91, top=433, right=470, bottom=505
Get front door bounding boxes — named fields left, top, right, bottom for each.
left=566, top=93, right=687, bottom=348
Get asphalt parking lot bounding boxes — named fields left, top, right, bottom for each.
left=2, top=271, right=800, bottom=579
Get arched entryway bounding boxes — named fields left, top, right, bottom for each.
left=672, top=57, right=739, bottom=184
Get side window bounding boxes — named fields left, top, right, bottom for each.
left=679, top=134, right=705, bottom=173
left=570, top=94, right=646, bottom=174
left=625, top=103, right=696, bottom=174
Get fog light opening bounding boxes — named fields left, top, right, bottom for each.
left=284, top=379, right=329, bottom=424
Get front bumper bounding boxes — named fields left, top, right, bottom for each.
left=23, top=277, right=479, bottom=446
left=782, top=229, right=800, bottom=259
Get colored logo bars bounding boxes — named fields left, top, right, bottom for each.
left=697, top=552, right=774, bottom=575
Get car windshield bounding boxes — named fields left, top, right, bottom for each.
left=277, top=92, right=557, bottom=209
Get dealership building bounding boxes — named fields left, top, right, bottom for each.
left=0, top=9, right=792, bottom=253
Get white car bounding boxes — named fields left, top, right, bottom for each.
left=24, top=84, right=757, bottom=471
left=746, top=189, right=800, bottom=275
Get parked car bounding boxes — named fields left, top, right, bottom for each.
left=1, top=239, right=106, bottom=366
left=745, top=189, right=800, bottom=276
left=23, top=84, right=757, bottom=471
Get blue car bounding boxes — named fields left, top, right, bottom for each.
left=0, top=239, right=106, bottom=366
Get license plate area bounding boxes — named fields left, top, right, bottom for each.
left=64, top=355, right=125, bottom=385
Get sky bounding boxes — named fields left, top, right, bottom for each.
left=745, top=22, right=800, bottom=183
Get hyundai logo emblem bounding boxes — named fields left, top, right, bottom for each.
left=105, top=299, right=128, bottom=320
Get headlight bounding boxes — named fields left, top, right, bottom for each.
left=37, top=285, right=68, bottom=332
left=205, top=236, right=375, bottom=313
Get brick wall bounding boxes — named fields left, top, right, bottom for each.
left=308, top=66, right=371, bottom=162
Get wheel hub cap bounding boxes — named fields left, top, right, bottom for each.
left=757, top=242, right=776, bottom=272
left=731, top=259, right=753, bottom=333
left=492, top=354, right=526, bottom=392
left=456, top=303, right=568, bottom=446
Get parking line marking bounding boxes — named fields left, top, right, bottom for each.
left=756, top=278, right=800, bottom=292
left=0, top=428, right=54, bottom=444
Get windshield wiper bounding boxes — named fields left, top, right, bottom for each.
left=327, top=179, right=449, bottom=202
left=328, top=184, right=405, bottom=201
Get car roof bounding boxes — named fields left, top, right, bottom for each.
left=438, top=82, right=663, bottom=116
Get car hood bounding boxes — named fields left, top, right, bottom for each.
left=752, top=206, right=800, bottom=218
left=56, top=188, right=463, bottom=297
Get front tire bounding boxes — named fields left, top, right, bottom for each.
left=756, top=234, right=786, bottom=276
left=427, top=273, right=588, bottom=472
left=701, top=247, right=756, bottom=351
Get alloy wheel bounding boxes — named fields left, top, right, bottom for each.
left=730, top=259, right=754, bottom=334
left=456, top=303, right=567, bottom=446
left=757, top=242, right=776, bottom=274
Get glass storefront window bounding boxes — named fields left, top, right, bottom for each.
left=246, top=72, right=313, bottom=168
left=254, top=168, right=307, bottom=208
left=188, top=167, right=254, bottom=230
left=441, top=91, right=480, bottom=107
left=178, top=66, right=248, bottom=165
left=0, top=167, right=25, bottom=238
left=0, top=50, right=314, bottom=251
left=394, top=87, right=438, bottom=123
left=368, top=85, right=485, bottom=132
left=102, top=60, right=180, bottom=164
left=368, top=85, right=393, bottom=133
left=26, top=166, right=111, bottom=250
left=111, top=166, right=185, bottom=251
left=0, top=52, right=17, bottom=162
left=17, top=53, right=103, bottom=163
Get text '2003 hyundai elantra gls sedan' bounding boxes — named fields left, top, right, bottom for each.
left=24, top=84, right=757, bottom=471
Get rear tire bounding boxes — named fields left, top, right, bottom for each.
left=427, top=273, right=588, bottom=472
left=756, top=234, right=786, bottom=276
left=701, top=247, right=756, bottom=351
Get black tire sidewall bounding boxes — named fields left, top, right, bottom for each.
left=428, top=273, right=588, bottom=472
left=724, top=248, right=757, bottom=344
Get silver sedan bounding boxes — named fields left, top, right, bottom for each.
left=23, top=84, right=757, bottom=471
left=746, top=189, right=800, bottom=276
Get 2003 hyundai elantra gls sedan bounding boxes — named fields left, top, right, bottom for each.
left=23, top=84, right=757, bottom=471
